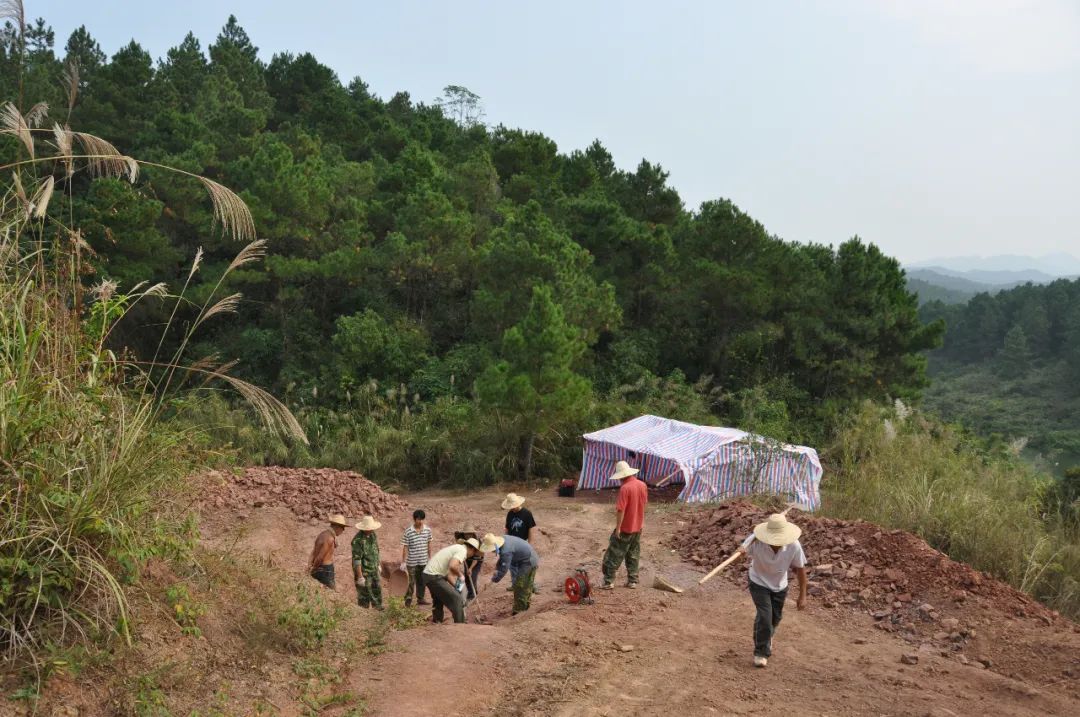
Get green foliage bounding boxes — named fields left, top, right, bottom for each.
left=921, top=277, right=1080, bottom=470
left=165, top=583, right=207, bottom=637
left=477, top=284, right=593, bottom=479
left=997, top=324, right=1030, bottom=378
left=382, top=596, right=429, bottom=630
left=274, top=584, right=345, bottom=652
left=0, top=14, right=940, bottom=480
left=0, top=71, right=302, bottom=665
left=825, top=403, right=1079, bottom=618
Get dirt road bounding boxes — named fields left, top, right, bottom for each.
left=201, top=486, right=1080, bottom=717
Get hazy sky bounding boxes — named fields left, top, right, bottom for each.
left=29, top=0, right=1080, bottom=263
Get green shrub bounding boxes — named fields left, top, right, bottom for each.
left=275, top=585, right=345, bottom=652
left=165, top=584, right=207, bottom=637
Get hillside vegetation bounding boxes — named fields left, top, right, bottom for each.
left=2, top=14, right=944, bottom=484
left=920, top=278, right=1080, bottom=470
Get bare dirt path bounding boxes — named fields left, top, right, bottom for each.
left=201, top=486, right=1080, bottom=717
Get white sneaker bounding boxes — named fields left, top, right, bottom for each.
left=753, top=656, right=768, bottom=668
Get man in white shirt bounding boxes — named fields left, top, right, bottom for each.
left=735, top=512, right=808, bottom=668
left=423, top=536, right=498, bottom=623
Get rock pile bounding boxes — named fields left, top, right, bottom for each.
left=200, top=466, right=408, bottom=521
left=669, top=503, right=1062, bottom=646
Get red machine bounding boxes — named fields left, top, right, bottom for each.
left=564, top=567, right=594, bottom=604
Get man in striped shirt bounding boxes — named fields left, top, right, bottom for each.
left=400, top=509, right=433, bottom=606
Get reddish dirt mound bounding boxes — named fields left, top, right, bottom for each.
left=669, top=503, right=1070, bottom=650
left=200, top=466, right=408, bottom=520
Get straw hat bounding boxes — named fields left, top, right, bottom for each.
left=501, top=492, right=526, bottom=510
left=609, top=460, right=640, bottom=481
left=454, top=523, right=479, bottom=543
left=753, top=513, right=802, bottom=547
left=479, top=533, right=504, bottom=552
left=328, top=514, right=348, bottom=527
left=354, top=515, right=381, bottom=531
left=463, top=537, right=481, bottom=550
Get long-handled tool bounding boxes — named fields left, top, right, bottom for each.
left=470, top=581, right=492, bottom=624
left=698, top=504, right=799, bottom=586
left=698, top=549, right=745, bottom=584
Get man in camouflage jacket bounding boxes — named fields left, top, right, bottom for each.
left=351, top=516, right=383, bottom=610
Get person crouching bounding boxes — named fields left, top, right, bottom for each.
left=486, top=533, right=538, bottom=615
left=423, top=536, right=497, bottom=623
left=737, top=513, right=808, bottom=668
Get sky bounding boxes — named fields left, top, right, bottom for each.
left=27, top=0, right=1080, bottom=264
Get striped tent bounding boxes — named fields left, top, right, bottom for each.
left=577, top=414, right=823, bottom=510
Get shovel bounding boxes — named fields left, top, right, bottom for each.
left=470, top=582, right=493, bottom=625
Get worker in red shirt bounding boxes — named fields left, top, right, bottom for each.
left=600, top=460, right=648, bottom=589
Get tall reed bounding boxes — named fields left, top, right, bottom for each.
left=0, top=90, right=303, bottom=667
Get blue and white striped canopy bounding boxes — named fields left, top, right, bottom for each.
left=577, top=414, right=822, bottom=509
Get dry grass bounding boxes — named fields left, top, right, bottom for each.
left=824, top=402, right=1080, bottom=618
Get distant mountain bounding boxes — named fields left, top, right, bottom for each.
left=905, top=277, right=976, bottom=305
left=918, top=266, right=1059, bottom=286
left=909, top=253, right=1080, bottom=277
left=904, top=266, right=1079, bottom=306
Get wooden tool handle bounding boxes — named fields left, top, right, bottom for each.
left=698, top=550, right=744, bottom=584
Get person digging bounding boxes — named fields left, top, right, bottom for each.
left=453, top=523, right=484, bottom=603
left=503, top=492, right=541, bottom=594
left=308, top=514, right=348, bottom=589
left=351, top=515, right=384, bottom=610
left=600, top=461, right=648, bottom=589
left=486, top=533, right=539, bottom=615
left=423, top=536, right=498, bottom=623
left=737, top=512, right=808, bottom=668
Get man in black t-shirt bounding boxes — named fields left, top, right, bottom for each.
left=502, top=493, right=539, bottom=592
left=503, top=492, right=536, bottom=541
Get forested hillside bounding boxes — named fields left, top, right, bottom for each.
left=920, top=278, right=1080, bottom=469
left=1, top=15, right=941, bottom=483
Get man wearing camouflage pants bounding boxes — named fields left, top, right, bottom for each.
left=487, top=534, right=538, bottom=615
left=351, top=516, right=384, bottom=610
left=600, top=460, right=648, bottom=589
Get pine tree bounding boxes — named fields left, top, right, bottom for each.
left=477, top=284, right=592, bottom=481
left=998, top=324, right=1031, bottom=379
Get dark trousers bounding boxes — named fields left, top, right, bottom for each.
left=424, top=573, right=465, bottom=624
left=405, top=565, right=427, bottom=605
left=464, top=556, right=483, bottom=600
left=749, top=578, right=787, bottom=657
left=311, top=564, right=335, bottom=589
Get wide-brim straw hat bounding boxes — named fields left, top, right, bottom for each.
left=455, top=523, right=479, bottom=543
left=501, top=493, right=526, bottom=510
left=609, top=460, right=640, bottom=481
left=464, top=537, right=481, bottom=550
left=328, top=514, right=348, bottom=527
left=753, top=513, right=802, bottom=547
left=479, top=533, right=504, bottom=552
left=355, top=515, right=381, bottom=531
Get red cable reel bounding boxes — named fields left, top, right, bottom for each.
left=564, top=567, right=593, bottom=604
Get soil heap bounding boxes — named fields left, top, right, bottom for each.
left=669, top=503, right=1069, bottom=648
left=200, top=466, right=408, bottom=521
